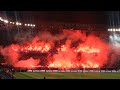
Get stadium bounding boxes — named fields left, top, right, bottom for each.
left=0, top=11, right=120, bottom=79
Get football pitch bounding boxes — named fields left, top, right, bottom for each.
left=15, top=72, right=120, bottom=79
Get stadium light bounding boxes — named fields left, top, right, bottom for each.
left=4, top=20, right=9, bottom=23
left=25, top=24, right=27, bottom=26
left=110, top=29, right=112, bottom=31
left=0, top=18, right=4, bottom=21
left=0, top=17, right=4, bottom=21
left=33, top=24, right=35, bottom=27
left=113, top=29, right=115, bottom=32
left=116, top=29, right=119, bottom=31
left=16, top=22, right=19, bottom=25
left=0, top=16, right=36, bottom=28
left=19, top=23, right=22, bottom=25
left=108, top=29, right=112, bottom=31
left=108, top=28, right=120, bottom=32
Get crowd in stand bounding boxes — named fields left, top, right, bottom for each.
left=0, top=69, right=15, bottom=79
left=0, top=64, right=15, bottom=79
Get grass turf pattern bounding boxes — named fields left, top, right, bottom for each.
left=15, top=72, right=120, bottom=79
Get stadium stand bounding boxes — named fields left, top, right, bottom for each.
left=0, top=69, right=15, bottom=79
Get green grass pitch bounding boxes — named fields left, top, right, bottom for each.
left=14, top=72, right=120, bottom=79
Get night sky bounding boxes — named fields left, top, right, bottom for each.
left=0, top=11, right=108, bottom=25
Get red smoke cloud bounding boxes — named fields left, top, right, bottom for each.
left=0, top=44, right=19, bottom=65
left=48, top=35, right=109, bottom=69
left=0, top=30, right=111, bottom=69
left=14, top=58, right=40, bottom=69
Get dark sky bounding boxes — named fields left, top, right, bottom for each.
left=0, top=11, right=108, bottom=25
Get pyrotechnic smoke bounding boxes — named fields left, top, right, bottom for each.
left=14, top=57, right=40, bottom=69
left=0, top=44, right=19, bottom=65
left=0, top=29, right=114, bottom=69
left=108, top=33, right=120, bottom=67
left=48, top=40, right=78, bottom=69
left=63, top=29, right=87, bottom=42
left=0, top=44, right=40, bottom=68
left=48, top=33, right=110, bottom=69
left=77, top=35, right=109, bottom=68
left=37, top=31, right=66, bottom=42
left=14, top=31, right=35, bottom=43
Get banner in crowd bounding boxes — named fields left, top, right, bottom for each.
left=27, top=69, right=120, bottom=72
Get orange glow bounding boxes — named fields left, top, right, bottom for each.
left=0, top=30, right=110, bottom=69
left=14, top=58, right=40, bottom=69
left=14, top=37, right=53, bottom=53
left=57, top=45, right=67, bottom=52
left=74, top=46, right=100, bottom=53
left=48, top=60, right=74, bottom=69
left=20, top=43, right=51, bottom=53
left=81, top=60, right=99, bottom=68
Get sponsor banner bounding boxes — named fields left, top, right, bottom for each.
left=106, top=70, right=112, bottom=72
left=46, top=70, right=53, bottom=72
left=83, top=70, right=89, bottom=72
left=71, top=70, right=78, bottom=72
left=33, top=70, right=40, bottom=72
left=78, top=70, right=83, bottom=72
left=27, top=70, right=32, bottom=72
left=98, top=70, right=100, bottom=72
left=111, top=70, right=117, bottom=72
left=93, top=70, right=100, bottom=72
left=112, top=70, right=119, bottom=72
left=118, top=70, right=120, bottom=72
left=33, top=70, right=46, bottom=72
left=89, top=70, right=94, bottom=72
left=59, top=70, right=65, bottom=72
left=66, top=70, right=71, bottom=72
left=27, top=69, right=120, bottom=72
left=40, top=70, right=45, bottom=72
left=52, top=70, right=58, bottom=72
left=101, top=70, right=105, bottom=72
